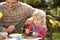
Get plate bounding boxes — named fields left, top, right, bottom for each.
left=4, top=38, right=16, bottom=40
left=9, top=33, right=22, bottom=38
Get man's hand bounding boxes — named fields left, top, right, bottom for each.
left=25, top=17, right=33, bottom=25
left=7, top=25, right=15, bottom=33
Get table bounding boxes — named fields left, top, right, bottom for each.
left=4, top=36, right=42, bottom=40
left=3, top=33, right=42, bottom=40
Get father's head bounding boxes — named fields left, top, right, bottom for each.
left=6, top=0, right=19, bottom=10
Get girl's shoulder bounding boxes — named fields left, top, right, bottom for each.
left=41, top=25, right=47, bottom=30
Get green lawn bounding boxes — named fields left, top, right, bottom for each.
left=45, top=32, right=60, bottom=40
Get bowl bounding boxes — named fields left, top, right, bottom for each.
left=9, top=33, right=22, bottom=38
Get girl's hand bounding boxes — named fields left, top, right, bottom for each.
left=32, top=32, right=38, bottom=37
left=25, top=29, right=30, bottom=34
left=25, top=17, right=33, bottom=25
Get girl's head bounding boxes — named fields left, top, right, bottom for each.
left=32, top=10, right=46, bottom=26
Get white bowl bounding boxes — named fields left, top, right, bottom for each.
left=9, top=33, right=22, bottom=38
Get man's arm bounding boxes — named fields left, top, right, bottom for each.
left=19, top=2, right=35, bottom=16
left=0, top=2, right=4, bottom=32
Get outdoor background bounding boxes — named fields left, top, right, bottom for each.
left=0, top=0, right=60, bottom=40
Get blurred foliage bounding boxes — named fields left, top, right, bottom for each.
left=45, top=33, right=60, bottom=40
left=57, top=0, right=60, bottom=6
left=0, top=0, right=5, bottom=2
left=47, top=15, right=60, bottom=32
left=52, top=33, right=60, bottom=40
left=50, top=10, right=57, bottom=16
left=57, top=7, right=60, bottom=17
left=23, top=0, right=48, bottom=7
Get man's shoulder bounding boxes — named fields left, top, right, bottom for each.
left=18, top=2, right=30, bottom=6
left=0, top=2, right=6, bottom=5
left=0, top=2, right=6, bottom=8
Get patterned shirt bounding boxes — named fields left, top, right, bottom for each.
left=0, top=2, right=35, bottom=33
left=25, top=23, right=47, bottom=39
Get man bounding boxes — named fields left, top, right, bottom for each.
left=0, top=0, right=35, bottom=34
left=0, top=0, right=46, bottom=34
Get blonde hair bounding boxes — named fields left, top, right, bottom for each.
left=33, top=9, right=46, bottom=18
left=32, top=9, right=46, bottom=26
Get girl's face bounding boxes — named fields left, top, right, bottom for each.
left=33, top=15, right=43, bottom=27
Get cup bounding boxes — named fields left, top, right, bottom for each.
left=0, top=32, right=8, bottom=39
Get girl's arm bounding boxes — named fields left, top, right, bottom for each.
left=38, top=27, right=47, bottom=39
left=25, top=24, right=32, bottom=36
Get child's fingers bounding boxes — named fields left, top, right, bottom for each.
left=25, top=29, right=30, bottom=33
left=32, top=32, right=38, bottom=37
left=32, top=32, right=35, bottom=36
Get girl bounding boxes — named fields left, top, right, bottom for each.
left=25, top=10, right=47, bottom=40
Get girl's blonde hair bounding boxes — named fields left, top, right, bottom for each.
left=32, top=9, right=46, bottom=18
left=32, top=9, right=46, bottom=26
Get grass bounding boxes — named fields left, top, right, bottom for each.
left=45, top=32, right=60, bottom=40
